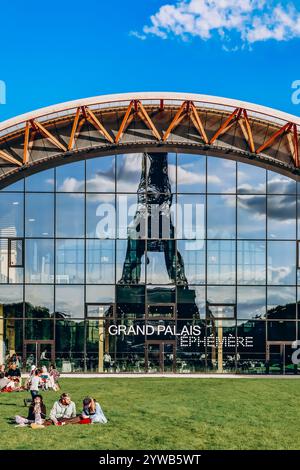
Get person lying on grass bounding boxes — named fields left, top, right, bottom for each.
left=15, top=394, right=46, bottom=428
left=82, top=397, right=107, bottom=424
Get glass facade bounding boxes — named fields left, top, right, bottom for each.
left=0, top=152, right=299, bottom=374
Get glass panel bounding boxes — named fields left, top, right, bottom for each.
left=206, top=304, right=235, bottom=320
left=25, top=239, right=54, bottom=283
left=267, top=195, right=296, bottom=239
left=2, top=179, right=24, bottom=192
left=146, top=240, right=176, bottom=284
left=267, top=321, right=296, bottom=341
left=86, top=155, right=115, bottom=192
left=25, top=193, right=54, bottom=237
left=146, top=286, right=175, bottom=304
left=237, top=162, right=266, bottom=194
left=86, top=320, right=115, bottom=372
left=147, top=304, right=174, bottom=318
left=56, top=194, right=85, bottom=238
left=56, top=239, right=84, bottom=284
left=55, top=319, right=85, bottom=372
left=0, top=239, right=8, bottom=283
left=86, top=285, right=115, bottom=303
left=86, top=239, right=115, bottom=284
left=56, top=161, right=85, bottom=192
left=117, top=285, right=145, bottom=319
left=0, top=285, right=23, bottom=317
left=207, top=195, right=236, bottom=238
left=177, top=240, right=205, bottom=284
left=177, top=195, right=205, bottom=239
left=207, top=286, right=236, bottom=304
left=25, top=320, right=54, bottom=340
left=177, top=153, right=206, bottom=193
left=177, top=286, right=205, bottom=319
left=237, top=241, right=266, bottom=285
left=146, top=153, right=176, bottom=193
left=86, top=193, right=115, bottom=239
left=9, top=239, right=23, bottom=267
left=237, top=287, right=266, bottom=320
left=147, top=193, right=176, bottom=240
left=207, top=240, right=236, bottom=284
left=237, top=195, right=266, bottom=239
left=25, top=285, right=54, bottom=318
left=267, top=286, right=296, bottom=319
left=86, top=304, right=113, bottom=318
left=117, top=153, right=144, bottom=193
left=267, top=241, right=296, bottom=285
left=25, top=169, right=54, bottom=192
left=207, top=157, right=236, bottom=193
left=117, top=194, right=146, bottom=239
left=0, top=193, right=23, bottom=237
left=116, top=240, right=145, bottom=284
left=55, top=285, right=84, bottom=319
left=1, top=319, right=23, bottom=358
left=267, top=171, right=296, bottom=194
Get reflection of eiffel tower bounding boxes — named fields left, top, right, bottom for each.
left=118, top=152, right=199, bottom=318
left=118, top=152, right=187, bottom=284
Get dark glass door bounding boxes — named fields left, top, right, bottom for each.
left=145, top=341, right=176, bottom=373
left=266, top=342, right=297, bottom=375
left=24, top=340, right=55, bottom=370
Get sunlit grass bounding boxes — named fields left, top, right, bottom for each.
left=0, top=378, right=299, bottom=450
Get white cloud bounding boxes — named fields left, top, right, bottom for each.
left=140, top=0, right=300, bottom=48
left=129, top=30, right=147, bottom=41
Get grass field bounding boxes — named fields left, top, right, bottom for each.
left=0, top=378, right=299, bottom=450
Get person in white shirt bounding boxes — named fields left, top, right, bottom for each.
left=49, top=393, right=79, bottom=426
left=30, top=369, right=41, bottom=399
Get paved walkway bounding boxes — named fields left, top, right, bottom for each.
left=54, top=373, right=300, bottom=379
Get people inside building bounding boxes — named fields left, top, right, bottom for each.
left=15, top=395, right=46, bottom=428
left=104, top=352, right=112, bottom=372
left=82, top=397, right=107, bottom=424
left=49, top=393, right=79, bottom=425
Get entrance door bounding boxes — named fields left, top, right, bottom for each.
left=23, top=341, right=55, bottom=371
left=206, top=303, right=236, bottom=373
left=266, top=342, right=297, bottom=375
left=145, top=341, right=176, bottom=373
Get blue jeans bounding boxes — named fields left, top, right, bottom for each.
left=31, top=390, right=38, bottom=399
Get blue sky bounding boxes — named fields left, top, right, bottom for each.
left=1, top=0, right=300, bottom=120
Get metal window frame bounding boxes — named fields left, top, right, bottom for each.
left=8, top=237, right=24, bottom=268
left=85, top=302, right=115, bottom=320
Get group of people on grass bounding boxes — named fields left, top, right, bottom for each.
left=15, top=393, right=107, bottom=428
left=0, top=363, right=60, bottom=393
left=1, top=358, right=108, bottom=429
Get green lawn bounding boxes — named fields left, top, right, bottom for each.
left=0, top=378, right=299, bottom=450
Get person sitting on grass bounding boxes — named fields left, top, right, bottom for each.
left=15, top=394, right=46, bottom=428
left=48, top=393, right=80, bottom=426
left=82, top=397, right=107, bottom=424
left=0, top=372, right=10, bottom=391
left=5, top=362, right=22, bottom=388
